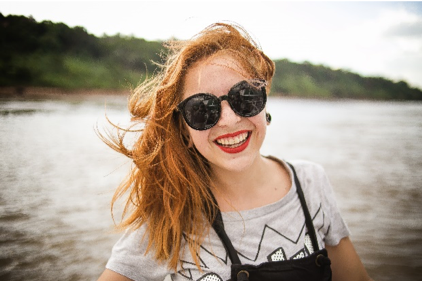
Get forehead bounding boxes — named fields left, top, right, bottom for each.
left=182, top=55, right=250, bottom=99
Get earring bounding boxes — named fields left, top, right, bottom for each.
left=266, top=112, right=272, bottom=125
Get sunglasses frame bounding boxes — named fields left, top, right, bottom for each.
left=177, top=79, right=267, bottom=131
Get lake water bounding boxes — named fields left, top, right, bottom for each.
left=0, top=94, right=421, bottom=281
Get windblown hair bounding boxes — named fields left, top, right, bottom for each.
left=100, top=22, right=275, bottom=271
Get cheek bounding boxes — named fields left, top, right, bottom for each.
left=251, top=112, right=268, bottom=132
left=249, top=113, right=268, bottom=147
left=188, top=128, right=210, bottom=149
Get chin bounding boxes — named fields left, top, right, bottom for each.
left=210, top=152, right=261, bottom=173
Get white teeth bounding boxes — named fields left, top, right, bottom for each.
left=216, top=132, right=249, bottom=147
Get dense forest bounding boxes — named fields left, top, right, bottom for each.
left=1, top=13, right=421, bottom=100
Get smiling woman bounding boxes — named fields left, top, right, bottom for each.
left=97, top=22, right=373, bottom=281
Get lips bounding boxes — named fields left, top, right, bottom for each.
left=214, top=130, right=251, bottom=153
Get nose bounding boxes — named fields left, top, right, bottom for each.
left=217, top=100, right=241, bottom=127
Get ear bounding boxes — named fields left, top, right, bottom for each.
left=266, top=112, right=272, bottom=125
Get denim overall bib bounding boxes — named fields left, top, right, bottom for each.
left=211, top=163, right=332, bottom=281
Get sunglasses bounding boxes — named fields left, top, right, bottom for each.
left=177, top=79, right=267, bottom=130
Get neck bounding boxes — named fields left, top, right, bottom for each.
left=210, top=155, right=289, bottom=212
left=211, top=155, right=265, bottom=192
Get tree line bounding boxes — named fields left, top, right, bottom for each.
left=1, top=13, right=421, bottom=100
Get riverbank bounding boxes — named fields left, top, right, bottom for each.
left=0, top=86, right=131, bottom=99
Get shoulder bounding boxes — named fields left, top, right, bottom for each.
left=287, top=159, right=329, bottom=188
left=266, top=156, right=328, bottom=189
left=266, top=156, right=332, bottom=203
left=106, top=226, right=171, bottom=280
left=281, top=158, right=336, bottom=214
left=286, top=159, right=351, bottom=246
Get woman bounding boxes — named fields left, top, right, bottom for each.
left=98, top=22, right=372, bottom=281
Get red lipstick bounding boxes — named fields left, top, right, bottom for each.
left=214, top=130, right=251, bottom=154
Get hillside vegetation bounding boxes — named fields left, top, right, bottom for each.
left=1, top=13, right=421, bottom=100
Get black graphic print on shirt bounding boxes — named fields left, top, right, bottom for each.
left=177, top=204, right=325, bottom=280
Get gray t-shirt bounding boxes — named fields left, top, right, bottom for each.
left=105, top=159, right=350, bottom=281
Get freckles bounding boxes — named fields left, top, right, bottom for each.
left=250, top=114, right=267, bottom=139
left=252, top=114, right=267, bottom=128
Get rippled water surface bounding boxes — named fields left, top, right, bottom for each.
left=0, top=94, right=421, bottom=280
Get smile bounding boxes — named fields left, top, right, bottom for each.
left=215, top=131, right=249, bottom=147
left=214, top=131, right=251, bottom=153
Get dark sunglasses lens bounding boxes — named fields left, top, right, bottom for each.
left=182, top=94, right=220, bottom=130
left=229, top=83, right=266, bottom=117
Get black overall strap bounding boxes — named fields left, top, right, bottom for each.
left=210, top=162, right=320, bottom=265
left=212, top=208, right=242, bottom=265
left=287, top=162, right=320, bottom=252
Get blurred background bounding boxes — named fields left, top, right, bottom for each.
left=1, top=1, right=421, bottom=280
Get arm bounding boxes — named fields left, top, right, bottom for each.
left=326, top=237, right=373, bottom=281
left=97, top=269, right=133, bottom=281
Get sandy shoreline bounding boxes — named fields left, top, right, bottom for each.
left=0, top=86, right=131, bottom=98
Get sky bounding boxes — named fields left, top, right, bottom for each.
left=2, top=1, right=422, bottom=89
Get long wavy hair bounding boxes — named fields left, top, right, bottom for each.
left=100, top=22, right=275, bottom=271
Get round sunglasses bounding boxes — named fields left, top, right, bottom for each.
left=177, top=79, right=267, bottom=130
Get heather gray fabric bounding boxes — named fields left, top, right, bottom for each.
left=105, top=158, right=350, bottom=281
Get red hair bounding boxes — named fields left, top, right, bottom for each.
left=100, top=22, right=275, bottom=271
